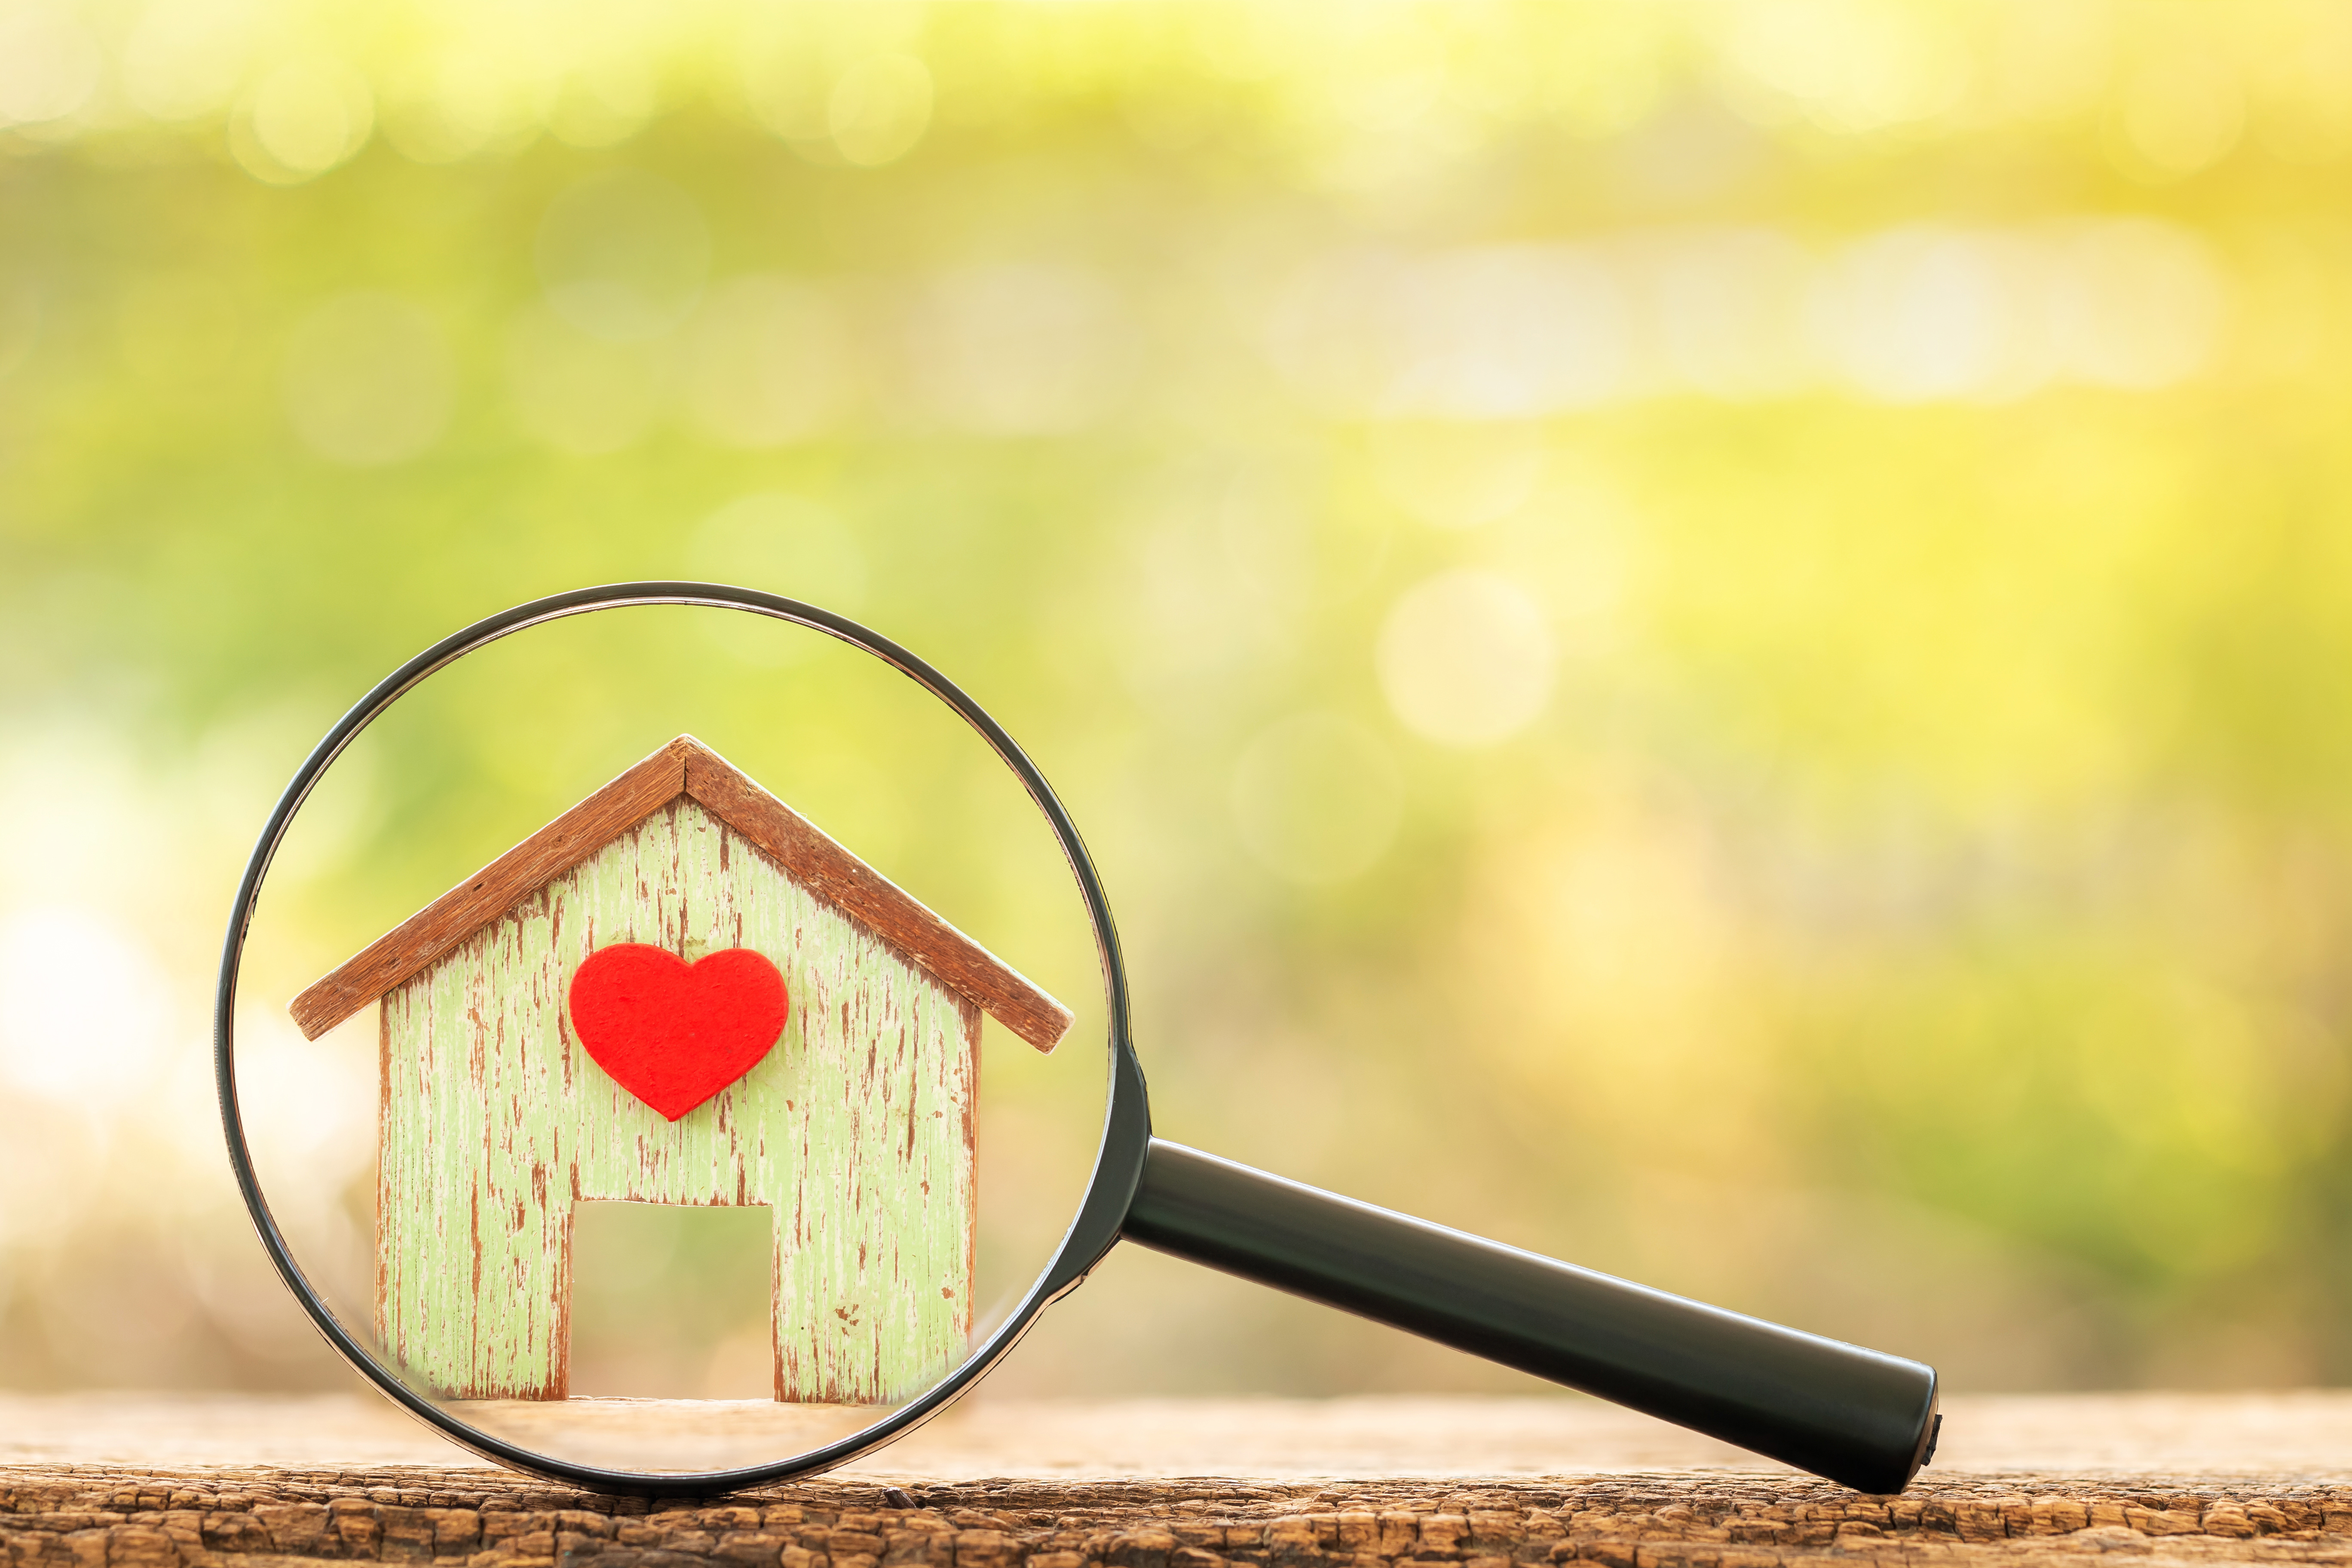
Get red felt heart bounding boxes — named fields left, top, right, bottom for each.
left=568, top=944, right=790, bottom=1122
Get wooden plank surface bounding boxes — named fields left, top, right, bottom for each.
left=7, top=1393, right=2352, bottom=1568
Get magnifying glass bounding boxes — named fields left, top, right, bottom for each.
left=216, top=582, right=1939, bottom=1498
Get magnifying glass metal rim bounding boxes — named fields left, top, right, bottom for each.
left=222, top=583, right=1946, bottom=1501
left=213, top=581, right=1152, bottom=1497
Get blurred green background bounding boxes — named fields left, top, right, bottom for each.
left=5, top=0, right=2352, bottom=1406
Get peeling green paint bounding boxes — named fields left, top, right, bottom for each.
left=378, top=797, right=977, bottom=1404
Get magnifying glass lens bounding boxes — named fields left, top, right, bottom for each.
left=227, top=602, right=1110, bottom=1480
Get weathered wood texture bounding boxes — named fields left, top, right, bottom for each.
left=12, top=1462, right=2352, bottom=1568
left=291, top=744, right=690, bottom=1043
left=677, top=751, right=1069, bottom=1054
left=15, top=1393, right=2352, bottom=1568
left=378, top=796, right=980, bottom=1406
left=294, top=736, right=1072, bottom=1054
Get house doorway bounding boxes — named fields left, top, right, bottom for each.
left=569, top=1200, right=773, bottom=1398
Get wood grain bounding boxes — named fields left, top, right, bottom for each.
left=14, top=1393, right=2352, bottom=1568
left=377, top=797, right=977, bottom=1405
left=12, top=1460, right=2352, bottom=1568
left=681, top=745, right=1072, bottom=1054
left=291, top=744, right=693, bottom=1041
left=291, top=737, right=1072, bottom=1055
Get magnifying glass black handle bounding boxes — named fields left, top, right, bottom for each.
left=1120, top=1139, right=1939, bottom=1494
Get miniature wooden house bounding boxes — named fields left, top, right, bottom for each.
left=290, top=736, right=1071, bottom=1405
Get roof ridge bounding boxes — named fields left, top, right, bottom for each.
left=676, top=738, right=1070, bottom=1052
left=287, top=736, right=1070, bottom=1053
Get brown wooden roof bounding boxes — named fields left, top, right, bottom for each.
left=288, top=735, right=1072, bottom=1052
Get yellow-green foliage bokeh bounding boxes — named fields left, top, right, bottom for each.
left=3, top=0, right=2350, bottom=1397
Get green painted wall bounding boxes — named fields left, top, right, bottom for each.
left=377, top=796, right=977, bottom=1404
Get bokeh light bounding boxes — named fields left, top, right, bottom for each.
left=6, top=0, right=2352, bottom=1406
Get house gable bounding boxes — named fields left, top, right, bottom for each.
left=292, top=735, right=1072, bottom=1052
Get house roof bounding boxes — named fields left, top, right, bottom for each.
left=288, top=735, right=1073, bottom=1052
